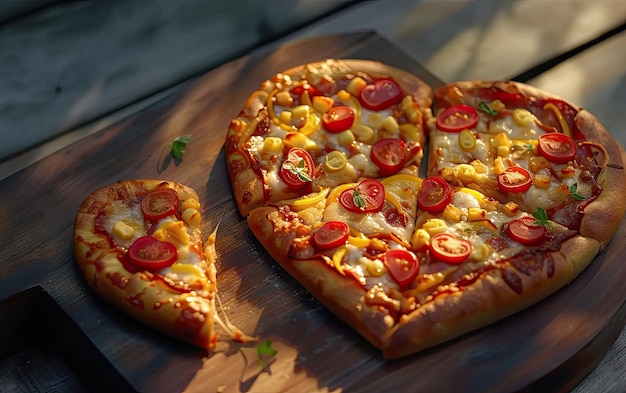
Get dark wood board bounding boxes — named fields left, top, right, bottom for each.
left=1, top=32, right=625, bottom=393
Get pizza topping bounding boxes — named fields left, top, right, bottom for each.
left=322, top=105, right=355, bottom=133
left=505, top=216, right=547, bottom=245
left=371, top=138, right=406, bottom=176
left=532, top=207, right=553, bottom=230
left=384, top=249, right=420, bottom=289
left=313, top=221, right=350, bottom=250
left=279, top=147, right=315, bottom=190
left=324, top=150, right=347, bottom=172
left=458, top=129, right=477, bottom=151
left=497, top=167, right=532, bottom=193
left=569, top=183, right=586, bottom=201
left=170, top=135, right=192, bottom=161
left=339, top=179, right=385, bottom=213
left=358, top=78, right=403, bottom=111
left=537, top=133, right=577, bottom=164
left=418, top=177, right=452, bottom=214
left=141, top=188, right=179, bottom=220
left=429, top=233, right=472, bottom=264
left=436, top=105, right=479, bottom=132
left=127, top=236, right=178, bottom=271
left=478, top=101, right=498, bottom=116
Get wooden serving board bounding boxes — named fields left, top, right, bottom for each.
left=1, top=32, right=625, bottom=393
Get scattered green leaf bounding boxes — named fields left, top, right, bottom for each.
left=257, top=339, right=278, bottom=368
left=532, top=208, right=552, bottom=231
left=285, top=159, right=312, bottom=183
left=569, top=183, right=586, bottom=201
left=353, top=188, right=366, bottom=209
left=478, top=101, right=498, bottom=116
left=170, top=135, right=191, bottom=160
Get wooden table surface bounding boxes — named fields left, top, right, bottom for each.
left=1, top=32, right=625, bottom=393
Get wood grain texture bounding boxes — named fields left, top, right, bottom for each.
left=0, top=33, right=624, bottom=393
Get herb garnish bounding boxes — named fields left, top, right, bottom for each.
left=353, top=188, right=366, bottom=209
left=569, top=183, right=586, bottom=201
left=478, top=101, right=498, bottom=116
left=170, top=135, right=191, bottom=160
left=284, top=159, right=312, bottom=183
left=257, top=339, right=278, bottom=368
left=533, top=208, right=552, bottom=231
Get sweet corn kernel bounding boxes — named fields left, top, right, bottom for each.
left=533, top=172, right=552, bottom=189
left=291, top=105, right=310, bottom=120
left=455, top=164, right=477, bottom=184
left=497, top=145, right=510, bottom=157
left=399, top=124, right=420, bottom=141
left=275, top=90, right=294, bottom=107
left=529, top=155, right=551, bottom=173
left=440, top=166, right=456, bottom=182
left=181, top=198, right=200, bottom=211
left=422, top=219, right=447, bottom=236
left=467, top=207, right=488, bottom=222
left=367, top=259, right=386, bottom=277
left=182, top=208, right=201, bottom=228
left=352, top=124, right=374, bottom=143
left=337, top=130, right=355, bottom=146
left=346, top=77, right=367, bottom=97
left=501, top=201, right=519, bottom=217
left=263, top=136, right=284, bottom=153
left=368, top=113, right=383, bottom=129
left=336, top=89, right=351, bottom=103
left=512, top=108, right=534, bottom=127
left=490, top=99, right=506, bottom=111
left=279, top=110, right=292, bottom=124
left=493, top=157, right=506, bottom=176
left=285, top=132, right=317, bottom=150
left=443, top=204, right=462, bottom=222
left=312, top=96, right=334, bottom=113
left=112, top=221, right=135, bottom=240
left=470, top=243, right=492, bottom=262
left=411, top=228, right=430, bottom=250
left=382, top=116, right=399, bottom=133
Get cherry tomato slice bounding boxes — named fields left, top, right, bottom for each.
left=322, top=106, right=355, bottom=133
left=371, top=138, right=406, bottom=176
left=279, top=147, right=315, bottom=190
left=127, top=236, right=178, bottom=271
left=436, top=105, right=479, bottom=132
left=506, top=216, right=546, bottom=245
left=358, top=78, right=403, bottom=111
left=417, top=177, right=452, bottom=214
left=537, top=133, right=577, bottom=164
left=429, top=233, right=472, bottom=264
left=384, top=249, right=420, bottom=289
left=497, top=167, right=532, bottom=193
left=141, top=188, right=179, bottom=220
left=313, top=221, right=350, bottom=250
left=339, top=179, right=385, bottom=214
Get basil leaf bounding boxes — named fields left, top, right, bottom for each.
left=170, top=135, right=191, bottom=160
left=478, top=101, right=498, bottom=116
left=532, top=208, right=552, bottom=230
left=569, top=183, right=586, bottom=201
left=257, top=339, right=277, bottom=368
left=353, top=189, right=366, bottom=209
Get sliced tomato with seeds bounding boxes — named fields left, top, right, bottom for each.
left=436, top=105, right=479, bottom=132
left=537, top=133, right=577, bottom=164
left=417, top=176, right=452, bottom=214
left=384, top=249, right=420, bottom=289
left=322, top=106, right=355, bottom=133
left=506, top=216, right=546, bottom=245
left=127, top=236, right=178, bottom=271
left=358, top=78, right=403, bottom=111
left=430, top=233, right=472, bottom=264
left=498, top=167, right=532, bottom=193
left=371, top=138, right=406, bottom=176
left=339, top=179, right=385, bottom=214
left=313, top=221, right=350, bottom=250
left=279, top=147, right=315, bottom=190
left=141, top=188, right=179, bottom=220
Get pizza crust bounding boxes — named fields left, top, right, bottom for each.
left=73, top=180, right=217, bottom=349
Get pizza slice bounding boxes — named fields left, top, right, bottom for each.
left=226, top=59, right=432, bottom=216
left=74, top=180, right=251, bottom=350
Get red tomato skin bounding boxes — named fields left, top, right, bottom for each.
left=127, top=236, right=178, bottom=271
left=429, top=233, right=472, bottom=264
left=417, top=177, right=452, bottom=214
left=506, top=216, right=546, bottom=245
left=537, top=133, right=577, bottom=164
left=313, top=221, right=350, bottom=250
left=141, top=188, right=179, bottom=220
left=497, top=167, right=532, bottom=194
left=371, top=138, right=406, bottom=176
left=322, top=106, right=355, bottom=133
left=358, top=78, right=403, bottom=111
left=279, top=147, right=315, bottom=190
left=338, top=179, right=386, bottom=214
left=436, top=105, right=479, bottom=132
left=384, top=249, right=420, bottom=289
